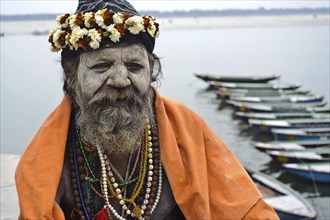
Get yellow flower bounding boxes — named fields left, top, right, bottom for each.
left=95, top=9, right=107, bottom=28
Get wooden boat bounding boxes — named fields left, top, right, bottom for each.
left=194, top=73, right=280, bottom=83
left=235, top=111, right=330, bottom=120
left=208, top=81, right=301, bottom=90
left=248, top=169, right=317, bottom=219
left=271, top=127, right=330, bottom=141
left=267, top=147, right=330, bottom=163
left=229, top=95, right=324, bottom=103
left=248, top=118, right=330, bottom=132
left=216, top=88, right=310, bottom=99
left=31, top=30, right=49, bottom=36
left=255, top=139, right=330, bottom=151
left=310, top=106, right=330, bottom=113
left=226, top=100, right=327, bottom=112
left=283, top=162, right=330, bottom=183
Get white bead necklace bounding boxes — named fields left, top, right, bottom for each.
left=96, top=123, right=163, bottom=220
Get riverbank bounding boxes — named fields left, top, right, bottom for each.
left=0, top=154, right=20, bottom=219
left=1, top=14, right=328, bottom=36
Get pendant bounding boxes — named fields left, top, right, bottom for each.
left=133, top=205, right=142, bottom=218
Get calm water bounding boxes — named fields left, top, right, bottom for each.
left=1, top=26, right=329, bottom=218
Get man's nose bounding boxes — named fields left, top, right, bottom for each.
left=106, top=66, right=131, bottom=88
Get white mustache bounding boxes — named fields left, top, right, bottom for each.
left=87, top=87, right=142, bottom=107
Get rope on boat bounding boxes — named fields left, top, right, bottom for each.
left=303, top=160, right=326, bottom=219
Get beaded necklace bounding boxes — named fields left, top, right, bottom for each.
left=68, top=118, right=163, bottom=220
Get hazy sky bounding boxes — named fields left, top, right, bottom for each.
left=1, top=0, right=329, bottom=15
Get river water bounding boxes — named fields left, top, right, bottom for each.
left=1, top=25, right=329, bottom=218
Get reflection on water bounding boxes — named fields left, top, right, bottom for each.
left=1, top=26, right=329, bottom=218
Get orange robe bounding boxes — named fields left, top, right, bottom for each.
left=15, top=89, right=279, bottom=219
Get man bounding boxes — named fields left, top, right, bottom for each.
left=15, top=0, right=279, bottom=219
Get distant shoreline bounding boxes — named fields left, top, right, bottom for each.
left=1, top=7, right=329, bottom=22
left=1, top=14, right=328, bottom=36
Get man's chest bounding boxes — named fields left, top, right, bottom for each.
left=58, top=145, right=183, bottom=220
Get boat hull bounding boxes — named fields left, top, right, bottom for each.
left=209, top=81, right=300, bottom=90
left=254, top=140, right=330, bottom=151
left=284, top=163, right=330, bottom=183
left=250, top=124, right=330, bottom=132
left=235, top=112, right=330, bottom=120
left=194, top=73, right=280, bottom=83
left=249, top=118, right=330, bottom=132
left=248, top=170, right=317, bottom=219
left=226, top=100, right=327, bottom=113
left=230, top=95, right=324, bottom=104
left=270, top=154, right=329, bottom=163
left=274, top=133, right=330, bottom=141
left=276, top=210, right=317, bottom=220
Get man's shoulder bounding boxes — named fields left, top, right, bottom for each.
left=158, top=95, right=205, bottom=127
left=160, top=96, right=198, bottom=115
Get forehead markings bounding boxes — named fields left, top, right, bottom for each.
left=81, top=45, right=147, bottom=66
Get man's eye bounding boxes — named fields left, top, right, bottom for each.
left=126, top=63, right=143, bottom=72
left=91, top=63, right=111, bottom=72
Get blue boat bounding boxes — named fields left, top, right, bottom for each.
left=230, top=95, right=324, bottom=103
left=248, top=170, right=317, bottom=219
left=267, top=147, right=330, bottom=163
left=226, top=100, right=327, bottom=112
left=235, top=111, right=330, bottom=120
left=254, top=139, right=330, bottom=151
left=283, top=162, right=330, bottom=183
left=271, top=127, right=330, bottom=141
left=248, top=118, right=330, bottom=132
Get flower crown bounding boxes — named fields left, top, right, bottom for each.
left=48, top=9, right=160, bottom=52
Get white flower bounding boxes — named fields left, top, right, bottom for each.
left=95, top=9, right=107, bottom=28
left=65, top=34, right=73, bottom=50
left=144, top=16, right=159, bottom=38
left=53, top=29, right=66, bottom=48
left=70, top=27, right=89, bottom=50
left=49, top=26, right=60, bottom=36
left=56, top=15, right=63, bottom=25
left=147, top=24, right=156, bottom=37
left=125, top=16, right=145, bottom=35
left=113, top=13, right=124, bottom=24
left=56, top=15, right=69, bottom=28
left=88, top=29, right=102, bottom=49
left=144, top=17, right=156, bottom=37
left=69, top=14, right=79, bottom=29
left=84, top=12, right=94, bottom=28
left=106, top=24, right=121, bottom=42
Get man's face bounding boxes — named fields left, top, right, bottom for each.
left=73, top=43, right=153, bottom=153
left=76, top=43, right=151, bottom=103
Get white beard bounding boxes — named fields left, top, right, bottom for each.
left=74, top=86, right=154, bottom=154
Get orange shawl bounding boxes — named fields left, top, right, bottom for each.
left=15, top=89, right=278, bottom=219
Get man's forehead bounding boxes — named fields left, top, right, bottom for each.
left=82, top=44, right=148, bottom=60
